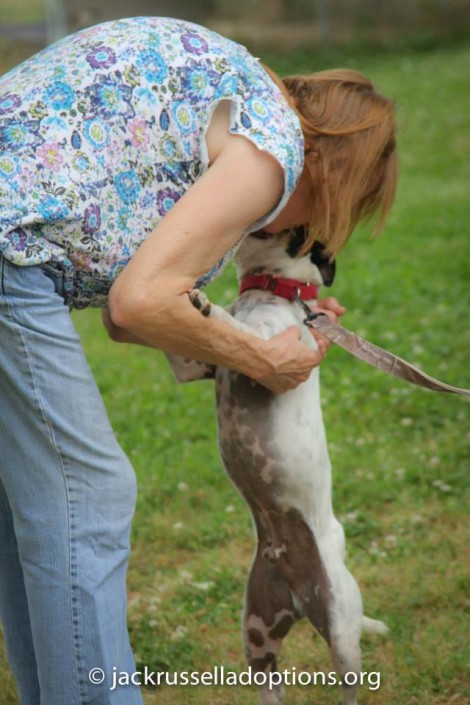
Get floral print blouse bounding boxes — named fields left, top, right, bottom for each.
left=0, top=17, right=304, bottom=308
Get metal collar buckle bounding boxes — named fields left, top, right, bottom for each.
left=262, top=275, right=276, bottom=291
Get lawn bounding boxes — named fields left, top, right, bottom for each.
left=0, top=38, right=469, bottom=705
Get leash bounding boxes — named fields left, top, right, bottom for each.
left=293, top=295, right=470, bottom=396
left=237, top=274, right=469, bottom=395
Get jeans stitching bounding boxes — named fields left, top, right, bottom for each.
left=0, top=257, right=5, bottom=299
left=1, top=265, right=85, bottom=703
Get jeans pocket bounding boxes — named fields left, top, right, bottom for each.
left=39, top=263, right=65, bottom=299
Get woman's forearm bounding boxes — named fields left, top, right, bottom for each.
left=103, top=295, right=268, bottom=380
left=108, top=283, right=271, bottom=380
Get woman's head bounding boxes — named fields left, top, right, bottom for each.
left=263, top=66, right=398, bottom=257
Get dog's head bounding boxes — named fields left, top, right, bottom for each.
left=234, top=227, right=336, bottom=287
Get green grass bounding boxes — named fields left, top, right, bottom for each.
left=0, top=41, right=469, bottom=705
left=0, top=0, right=43, bottom=25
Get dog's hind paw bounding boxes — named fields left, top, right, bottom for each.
left=259, top=684, right=285, bottom=705
left=188, top=289, right=211, bottom=317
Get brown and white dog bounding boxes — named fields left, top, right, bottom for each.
left=167, top=228, right=387, bottom=704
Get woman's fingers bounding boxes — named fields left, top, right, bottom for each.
left=307, top=296, right=346, bottom=349
left=313, top=296, right=346, bottom=322
left=311, top=329, right=330, bottom=350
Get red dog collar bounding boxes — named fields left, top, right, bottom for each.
left=239, top=273, right=319, bottom=301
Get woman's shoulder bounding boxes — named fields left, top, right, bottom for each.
left=225, top=62, right=305, bottom=210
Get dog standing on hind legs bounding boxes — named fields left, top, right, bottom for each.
left=168, top=227, right=387, bottom=704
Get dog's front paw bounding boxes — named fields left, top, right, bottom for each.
left=188, top=289, right=211, bottom=317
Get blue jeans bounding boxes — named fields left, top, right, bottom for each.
left=0, top=257, right=143, bottom=705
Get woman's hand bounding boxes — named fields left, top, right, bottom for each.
left=256, top=326, right=328, bottom=394
left=309, top=296, right=346, bottom=349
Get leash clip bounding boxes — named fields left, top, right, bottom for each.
left=292, top=293, right=320, bottom=326
left=289, top=285, right=301, bottom=302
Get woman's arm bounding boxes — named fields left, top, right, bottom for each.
left=102, top=307, right=152, bottom=346
left=102, top=309, right=216, bottom=382
left=108, top=135, right=326, bottom=394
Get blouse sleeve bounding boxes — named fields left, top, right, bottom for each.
left=194, top=50, right=305, bottom=289
left=227, top=59, right=305, bottom=233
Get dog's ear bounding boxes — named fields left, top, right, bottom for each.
left=310, top=241, right=336, bottom=287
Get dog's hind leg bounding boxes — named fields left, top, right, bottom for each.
left=243, top=543, right=299, bottom=705
left=269, top=510, right=363, bottom=705
left=317, top=520, right=364, bottom=705
left=326, top=574, right=363, bottom=705
left=243, top=510, right=337, bottom=704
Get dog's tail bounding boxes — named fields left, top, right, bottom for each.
left=362, top=616, right=389, bottom=635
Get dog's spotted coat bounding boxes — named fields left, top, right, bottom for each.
left=168, top=229, right=387, bottom=704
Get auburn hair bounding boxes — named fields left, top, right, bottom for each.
left=262, top=65, right=398, bottom=257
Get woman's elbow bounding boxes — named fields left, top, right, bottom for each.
left=108, top=278, right=146, bottom=331
left=105, top=322, right=129, bottom=343
left=101, top=305, right=130, bottom=343
left=108, top=277, right=174, bottom=334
